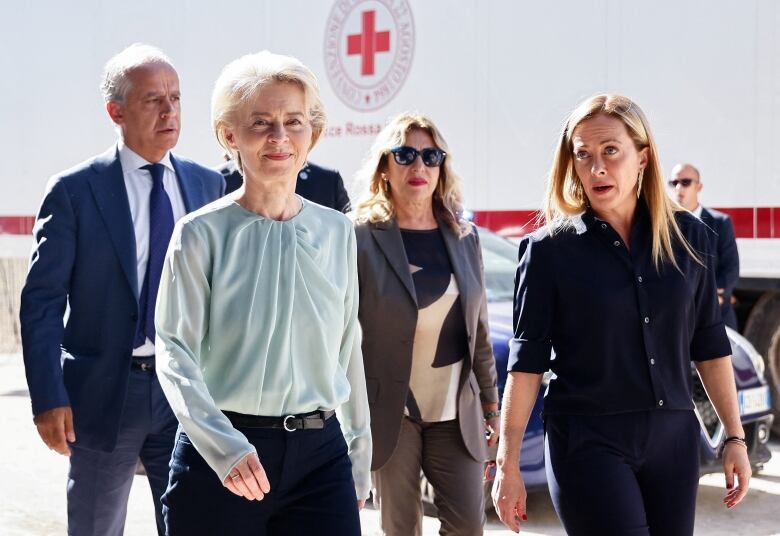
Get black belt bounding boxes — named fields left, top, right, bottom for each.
left=131, top=356, right=155, bottom=372
left=224, top=409, right=336, bottom=431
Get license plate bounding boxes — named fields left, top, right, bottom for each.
left=738, top=386, right=770, bottom=416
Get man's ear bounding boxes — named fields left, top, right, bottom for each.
left=106, top=101, right=123, bottom=126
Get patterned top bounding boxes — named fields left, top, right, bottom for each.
left=400, top=228, right=469, bottom=422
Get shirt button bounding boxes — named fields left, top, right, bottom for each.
left=637, top=275, right=643, bottom=283
left=650, top=358, right=655, bottom=365
left=644, top=316, right=650, bottom=324
left=613, top=240, right=621, bottom=247
left=658, top=400, right=664, bottom=407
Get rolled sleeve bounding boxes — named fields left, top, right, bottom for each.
left=691, top=223, right=731, bottom=362
left=508, top=234, right=554, bottom=373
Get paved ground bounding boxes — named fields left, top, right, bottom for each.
left=2, top=352, right=779, bottom=535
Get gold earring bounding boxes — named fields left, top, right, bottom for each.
left=637, top=169, right=644, bottom=199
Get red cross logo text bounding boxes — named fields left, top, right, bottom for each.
left=347, top=10, right=390, bottom=76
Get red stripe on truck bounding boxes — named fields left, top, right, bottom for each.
left=471, top=207, right=780, bottom=239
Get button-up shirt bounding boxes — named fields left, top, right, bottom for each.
left=118, top=141, right=187, bottom=355
left=508, top=201, right=731, bottom=416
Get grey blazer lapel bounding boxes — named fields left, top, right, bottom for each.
left=438, top=220, right=474, bottom=344
left=371, top=219, right=418, bottom=307
left=87, top=147, right=139, bottom=299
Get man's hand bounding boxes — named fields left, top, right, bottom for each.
left=357, top=500, right=365, bottom=510
left=717, top=288, right=725, bottom=306
left=34, top=406, right=75, bottom=456
left=223, top=451, right=271, bottom=501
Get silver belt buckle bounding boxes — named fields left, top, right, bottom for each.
left=283, top=415, right=297, bottom=432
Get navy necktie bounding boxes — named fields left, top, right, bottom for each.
left=133, top=163, right=175, bottom=348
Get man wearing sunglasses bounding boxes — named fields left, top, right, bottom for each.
left=668, top=163, right=740, bottom=328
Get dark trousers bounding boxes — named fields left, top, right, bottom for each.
left=545, top=410, right=700, bottom=536
left=162, top=416, right=360, bottom=536
left=67, top=367, right=178, bottom=536
left=372, top=418, right=485, bottom=536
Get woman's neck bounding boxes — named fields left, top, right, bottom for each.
left=594, top=201, right=637, bottom=247
left=395, top=198, right=437, bottom=230
left=238, top=173, right=300, bottom=220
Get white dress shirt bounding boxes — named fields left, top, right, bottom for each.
left=118, top=141, right=187, bottom=355
left=692, top=204, right=703, bottom=220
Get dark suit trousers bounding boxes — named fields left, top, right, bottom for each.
left=545, top=410, right=700, bottom=536
left=67, top=366, right=177, bottom=536
left=372, top=417, right=485, bottom=536
left=162, top=416, right=360, bottom=536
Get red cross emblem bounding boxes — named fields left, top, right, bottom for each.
left=346, top=10, right=390, bottom=76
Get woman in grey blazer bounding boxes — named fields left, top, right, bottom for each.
left=353, top=112, right=499, bottom=536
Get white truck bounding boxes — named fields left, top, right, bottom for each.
left=1, top=0, right=779, bottom=428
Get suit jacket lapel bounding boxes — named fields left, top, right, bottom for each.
left=87, top=147, right=139, bottom=299
left=171, top=154, right=204, bottom=212
left=371, top=219, right=418, bottom=307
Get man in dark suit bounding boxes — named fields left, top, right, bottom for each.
left=19, top=44, right=224, bottom=535
left=217, top=157, right=351, bottom=212
left=669, top=163, right=740, bottom=328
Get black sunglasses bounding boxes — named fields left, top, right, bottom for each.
left=389, top=146, right=446, bottom=167
left=668, top=178, right=696, bottom=188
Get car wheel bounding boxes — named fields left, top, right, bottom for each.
left=743, top=293, right=780, bottom=434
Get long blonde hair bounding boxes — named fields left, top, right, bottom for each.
left=544, top=94, right=698, bottom=270
left=352, top=112, right=470, bottom=237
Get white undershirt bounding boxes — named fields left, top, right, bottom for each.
left=117, top=141, right=187, bottom=355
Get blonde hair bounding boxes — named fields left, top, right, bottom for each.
left=210, top=51, right=326, bottom=174
left=544, top=94, right=698, bottom=270
left=352, top=112, right=470, bottom=237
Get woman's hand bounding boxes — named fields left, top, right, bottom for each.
left=722, top=442, right=751, bottom=508
left=492, top=466, right=527, bottom=533
left=223, top=451, right=271, bottom=501
left=357, top=500, right=365, bottom=510
left=486, top=415, right=501, bottom=447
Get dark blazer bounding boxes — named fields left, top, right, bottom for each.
left=20, top=146, right=225, bottom=452
left=700, top=207, right=740, bottom=328
left=217, top=160, right=351, bottom=212
left=355, top=217, right=498, bottom=470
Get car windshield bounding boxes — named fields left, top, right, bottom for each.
left=478, top=228, right=518, bottom=302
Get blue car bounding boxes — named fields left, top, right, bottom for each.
left=422, top=228, right=774, bottom=509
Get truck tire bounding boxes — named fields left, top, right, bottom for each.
left=743, top=292, right=780, bottom=434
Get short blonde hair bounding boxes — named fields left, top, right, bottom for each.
left=211, top=51, right=326, bottom=174
left=544, top=94, right=698, bottom=270
left=352, top=112, right=470, bottom=237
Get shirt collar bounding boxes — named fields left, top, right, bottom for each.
left=691, top=204, right=703, bottom=219
left=117, top=140, right=174, bottom=175
left=581, top=198, right=651, bottom=243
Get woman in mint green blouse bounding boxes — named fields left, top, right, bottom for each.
left=154, top=51, right=371, bottom=535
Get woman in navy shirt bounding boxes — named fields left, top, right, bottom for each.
left=492, top=95, right=751, bottom=535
